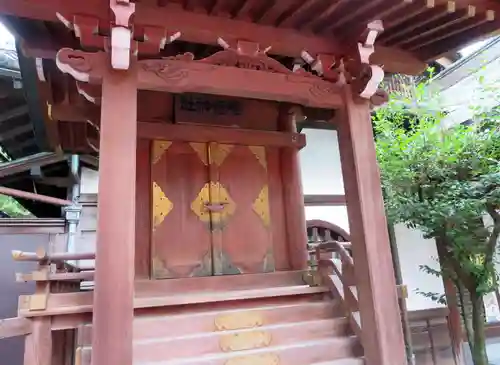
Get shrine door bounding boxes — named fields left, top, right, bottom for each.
left=151, top=140, right=275, bottom=279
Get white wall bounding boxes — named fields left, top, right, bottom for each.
left=393, top=224, right=445, bottom=310
left=299, top=127, right=446, bottom=310
left=80, top=167, right=99, bottom=194
left=299, top=129, right=350, bottom=232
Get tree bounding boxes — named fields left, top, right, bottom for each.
left=373, top=79, right=500, bottom=365
left=0, top=194, right=32, bottom=217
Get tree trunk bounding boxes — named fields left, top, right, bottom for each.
left=457, top=280, right=475, bottom=356
left=470, top=290, right=488, bottom=365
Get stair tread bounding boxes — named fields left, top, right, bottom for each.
left=312, top=359, right=364, bottom=365
left=135, top=285, right=329, bottom=308
left=138, top=337, right=359, bottom=365
left=132, top=317, right=349, bottom=344
left=135, top=298, right=336, bottom=323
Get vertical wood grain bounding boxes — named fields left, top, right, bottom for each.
left=336, top=85, right=406, bottom=365
left=24, top=317, right=51, bottom=365
left=279, top=105, right=308, bottom=270
left=135, top=138, right=151, bottom=279
left=91, top=63, right=138, bottom=365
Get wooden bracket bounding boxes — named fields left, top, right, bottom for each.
left=28, top=294, right=48, bottom=311
left=343, top=20, right=386, bottom=99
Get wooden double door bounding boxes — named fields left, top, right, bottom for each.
left=151, top=140, right=275, bottom=278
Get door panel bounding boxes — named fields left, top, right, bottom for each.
left=215, top=144, right=275, bottom=274
left=151, top=140, right=212, bottom=278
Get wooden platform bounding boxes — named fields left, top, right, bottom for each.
left=63, top=271, right=364, bottom=365
left=19, top=271, right=323, bottom=318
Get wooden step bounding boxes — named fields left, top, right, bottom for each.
left=20, top=283, right=328, bottom=317
left=136, top=270, right=309, bottom=296
left=312, top=359, right=364, bottom=365
left=78, top=337, right=362, bottom=365
left=79, top=298, right=342, bottom=344
left=130, top=318, right=351, bottom=362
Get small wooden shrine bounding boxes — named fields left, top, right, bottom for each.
left=0, top=1, right=498, bottom=365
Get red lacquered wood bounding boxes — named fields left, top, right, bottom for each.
left=151, top=141, right=212, bottom=278
left=267, top=147, right=289, bottom=270
left=216, top=144, right=274, bottom=274
left=138, top=122, right=305, bottom=149
left=79, top=300, right=344, bottom=345
left=135, top=138, right=152, bottom=279
left=337, top=84, right=406, bottom=365
left=131, top=319, right=351, bottom=363
left=23, top=317, right=51, bottom=365
left=91, top=61, right=137, bottom=365
left=279, top=106, right=308, bottom=270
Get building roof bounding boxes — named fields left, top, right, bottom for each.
left=0, top=0, right=499, bottom=216
left=433, top=35, right=500, bottom=126
left=1, top=0, right=500, bottom=75
left=0, top=45, right=44, bottom=160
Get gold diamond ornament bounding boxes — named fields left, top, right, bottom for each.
left=152, top=181, right=173, bottom=228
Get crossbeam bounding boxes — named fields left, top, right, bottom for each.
left=56, top=49, right=344, bottom=109
left=0, top=0, right=426, bottom=74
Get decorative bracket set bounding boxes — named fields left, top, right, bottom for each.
left=300, top=20, right=386, bottom=100
left=55, top=0, right=387, bottom=102
left=56, top=0, right=181, bottom=70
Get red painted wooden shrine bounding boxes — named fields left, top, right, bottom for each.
left=0, top=1, right=498, bottom=365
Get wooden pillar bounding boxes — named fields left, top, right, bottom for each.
left=24, top=318, right=52, bottom=365
left=336, top=85, right=406, bottom=365
left=279, top=105, right=308, bottom=270
left=92, top=63, right=138, bottom=365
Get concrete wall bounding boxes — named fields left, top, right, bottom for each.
left=299, top=128, right=446, bottom=311
left=0, top=234, right=49, bottom=364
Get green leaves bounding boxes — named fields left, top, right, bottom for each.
left=0, top=194, right=32, bottom=217
left=374, top=74, right=500, bottom=298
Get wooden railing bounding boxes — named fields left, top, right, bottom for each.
left=314, top=240, right=362, bottom=338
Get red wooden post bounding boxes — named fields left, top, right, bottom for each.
left=91, top=63, right=138, bottom=365
left=279, top=105, right=308, bottom=270
left=336, top=85, right=406, bottom=365
left=24, top=317, right=52, bottom=365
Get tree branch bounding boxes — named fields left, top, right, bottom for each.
left=485, top=205, right=500, bottom=263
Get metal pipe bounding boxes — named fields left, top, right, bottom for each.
left=65, top=155, right=82, bottom=266
left=0, top=186, right=73, bottom=206
left=70, top=154, right=81, bottom=202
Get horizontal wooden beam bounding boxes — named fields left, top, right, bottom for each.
left=19, top=286, right=328, bottom=317
left=0, top=186, right=73, bottom=206
left=0, top=317, right=32, bottom=339
left=139, top=122, right=306, bottom=148
left=16, top=271, right=95, bottom=282
left=0, top=152, right=67, bottom=178
left=57, top=50, right=344, bottom=109
left=0, top=0, right=426, bottom=74
left=0, top=105, right=29, bottom=124
left=12, top=249, right=95, bottom=263
left=0, top=218, right=66, bottom=234
left=0, top=124, right=33, bottom=142
left=304, top=194, right=346, bottom=206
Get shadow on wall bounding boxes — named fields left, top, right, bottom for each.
left=0, top=234, right=49, bottom=364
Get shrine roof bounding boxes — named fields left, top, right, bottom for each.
left=1, top=0, right=500, bottom=75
